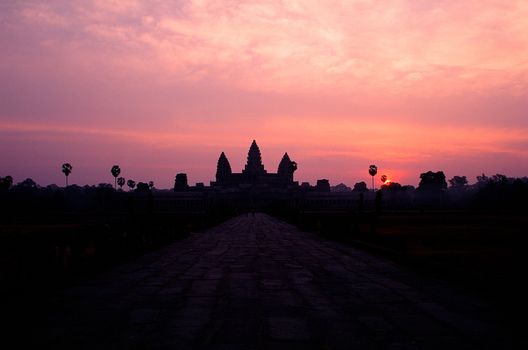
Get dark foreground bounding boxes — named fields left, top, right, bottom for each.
left=30, top=214, right=510, bottom=349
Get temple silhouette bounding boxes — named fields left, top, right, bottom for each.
left=172, top=140, right=333, bottom=193
left=211, top=140, right=298, bottom=188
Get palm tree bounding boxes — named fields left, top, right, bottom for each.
left=368, top=165, right=378, bottom=191
left=62, top=163, right=72, bottom=187
left=127, top=179, right=136, bottom=191
left=111, top=165, right=121, bottom=189
left=117, top=177, right=125, bottom=190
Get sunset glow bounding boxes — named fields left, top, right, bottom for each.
left=1, top=1, right=528, bottom=187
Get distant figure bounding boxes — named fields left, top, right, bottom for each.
left=375, top=190, right=383, bottom=215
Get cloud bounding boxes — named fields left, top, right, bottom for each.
left=1, top=1, right=528, bottom=187
left=2, top=0, right=527, bottom=96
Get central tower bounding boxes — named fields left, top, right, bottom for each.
left=212, top=140, right=296, bottom=188
left=242, top=140, right=267, bottom=176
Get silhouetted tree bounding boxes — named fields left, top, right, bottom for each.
left=117, top=177, right=125, bottom=190
left=380, top=175, right=387, bottom=184
left=474, top=174, right=522, bottom=210
left=331, top=183, right=351, bottom=192
left=476, top=173, right=509, bottom=188
left=418, top=171, right=447, bottom=192
left=148, top=181, right=154, bottom=189
left=96, top=183, right=114, bottom=196
left=352, top=181, right=368, bottom=192
left=127, top=180, right=136, bottom=191
left=316, top=179, right=331, bottom=192
left=111, top=165, right=121, bottom=189
left=46, top=184, right=60, bottom=191
left=382, top=182, right=402, bottom=191
left=368, top=165, right=378, bottom=191
left=491, top=174, right=508, bottom=184
left=402, top=185, right=415, bottom=192
left=448, top=176, right=468, bottom=189
left=416, top=171, right=447, bottom=207
left=62, top=163, right=72, bottom=187
left=136, top=182, right=150, bottom=192
left=98, top=183, right=113, bottom=189
left=18, top=178, right=37, bottom=189
left=476, top=173, right=489, bottom=187
left=0, top=175, right=13, bottom=190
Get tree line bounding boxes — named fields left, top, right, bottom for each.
left=1, top=164, right=527, bottom=211
left=0, top=164, right=155, bottom=192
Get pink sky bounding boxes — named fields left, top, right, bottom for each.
left=1, top=0, right=528, bottom=188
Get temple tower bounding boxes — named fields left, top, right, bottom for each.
left=277, top=152, right=297, bottom=182
left=216, top=152, right=232, bottom=184
left=242, top=140, right=266, bottom=176
left=174, top=173, right=189, bottom=191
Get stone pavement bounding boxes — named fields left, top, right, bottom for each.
left=36, top=213, right=510, bottom=349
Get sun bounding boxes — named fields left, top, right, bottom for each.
left=380, top=174, right=393, bottom=186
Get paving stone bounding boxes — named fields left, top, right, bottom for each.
left=260, top=279, right=287, bottom=290
left=190, top=280, right=220, bottom=297
left=213, top=318, right=261, bottom=344
left=267, top=317, right=311, bottom=341
left=31, top=213, right=508, bottom=349
left=128, top=308, right=160, bottom=324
